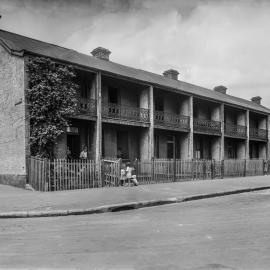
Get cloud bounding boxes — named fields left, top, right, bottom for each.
left=1, top=0, right=270, bottom=106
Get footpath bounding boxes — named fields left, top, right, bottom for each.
left=0, top=176, right=270, bottom=218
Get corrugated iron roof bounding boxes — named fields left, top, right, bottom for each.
left=0, top=29, right=269, bottom=114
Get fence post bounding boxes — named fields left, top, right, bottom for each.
left=203, top=160, right=206, bottom=180
left=100, top=159, right=104, bottom=187
left=151, top=157, right=154, bottom=182
left=173, top=158, right=176, bottom=182
left=244, top=159, right=247, bottom=177
left=118, top=158, right=122, bottom=187
left=263, top=159, right=267, bottom=175
left=211, top=159, right=215, bottom=179
left=221, top=160, right=224, bottom=179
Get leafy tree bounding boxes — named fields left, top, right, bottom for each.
left=26, top=57, right=79, bottom=158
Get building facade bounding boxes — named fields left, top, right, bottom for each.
left=0, top=29, right=269, bottom=187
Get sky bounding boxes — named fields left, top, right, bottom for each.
left=1, top=0, right=270, bottom=107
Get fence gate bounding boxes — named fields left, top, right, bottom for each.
left=102, top=159, right=121, bottom=187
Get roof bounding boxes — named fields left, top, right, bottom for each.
left=0, top=29, right=269, bottom=114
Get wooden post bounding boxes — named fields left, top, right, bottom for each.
left=95, top=72, right=102, bottom=186
left=221, top=159, right=224, bottom=179
left=246, top=110, right=250, bottom=160
left=211, top=159, right=215, bottom=179
left=151, top=157, right=154, bottom=182
left=220, top=104, right=224, bottom=161
left=173, top=158, right=176, bottom=182
left=149, top=85, right=154, bottom=159
left=244, top=159, right=247, bottom=177
left=188, top=96, right=194, bottom=160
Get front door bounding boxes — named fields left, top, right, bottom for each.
left=117, top=131, right=129, bottom=160
left=167, top=135, right=175, bottom=159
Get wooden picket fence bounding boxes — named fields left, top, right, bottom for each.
left=27, top=157, right=117, bottom=191
left=27, top=156, right=270, bottom=192
left=135, top=159, right=223, bottom=184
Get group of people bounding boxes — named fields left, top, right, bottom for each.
left=67, top=146, right=88, bottom=160
left=120, top=162, right=139, bottom=186
left=67, top=145, right=139, bottom=186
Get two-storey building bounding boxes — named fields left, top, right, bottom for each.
left=0, top=29, right=269, bottom=187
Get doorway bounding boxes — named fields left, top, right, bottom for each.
left=67, top=135, right=80, bottom=159
left=117, top=131, right=129, bottom=159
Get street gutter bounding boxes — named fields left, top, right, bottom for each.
left=1, top=186, right=270, bottom=219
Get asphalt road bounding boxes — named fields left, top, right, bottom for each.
left=1, top=190, right=270, bottom=270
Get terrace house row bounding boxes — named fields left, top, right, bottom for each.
left=0, top=29, right=270, bottom=186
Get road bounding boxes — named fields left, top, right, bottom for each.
left=1, top=190, right=270, bottom=270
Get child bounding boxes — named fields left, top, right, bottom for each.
left=120, top=163, right=127, bottom=186
left=126, top=162, right=138, bottom=186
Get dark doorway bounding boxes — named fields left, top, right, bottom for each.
left=108, top=87, right=118, bottom=104
left=117, top=131, right=129, bottom=159
left=67, top=135, right=80, bottom=159
left=155, top=96, right=164, bottom=111
left=167, top=135, right=175, bottom=159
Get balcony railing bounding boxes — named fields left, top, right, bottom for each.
left=77, top=98, right=97, bottom=116
left=102, top=103, right=150, bottom=123
left=154, top=111, right=190, bottom=130
left=225, top=123, right=247, bottom=138
left=249, top=127, right=268, bottom=140
left=193, top=118, right=221, bottom=134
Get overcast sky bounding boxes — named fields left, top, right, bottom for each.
left=1, top=0, right=270, bottom=107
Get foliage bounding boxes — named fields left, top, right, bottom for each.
left=26, top=57, right=79, bottom=158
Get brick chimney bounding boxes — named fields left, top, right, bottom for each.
left=91, top=47, right=111, bottom=61
left=251, top=96, right=262, bottom=105
left=163, top=69, right=179, bottom=80
left=214, top=85, right=227, bottom=94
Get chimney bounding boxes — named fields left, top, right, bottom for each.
left=91, top=47, right=111, bottom=61
left=214, top=85, right=227, bottom=94
left=163, top=69, right=179, bottom=80
left=251, top=96, right=262, bottom=105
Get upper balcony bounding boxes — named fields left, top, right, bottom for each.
left=224, top=105, right=247, bottom=139
left=193, top=98, right=221, bottom=135
left=101, top=75, right=150, bottom=126
left=78, top=98, right=97, bottom=116
left=249, top=127, right=268, bottom=141
left=154, top=88, right=190, bottom=132
left=193, top=118, right=221, bottom=135
left=102, top=103, right=150, bottom=124
left=224, top=123, right=247, bottom=138
left=154, top=110, right=190, bottom=131
left=249, top=112, right=268, bottom=141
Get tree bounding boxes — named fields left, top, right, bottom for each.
left=26, top=57, right=79, bottom=158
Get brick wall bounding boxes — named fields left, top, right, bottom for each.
left=0, top=45, right=26, bottom=187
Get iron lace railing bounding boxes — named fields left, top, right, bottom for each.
left=154, top=110, right=190, bottom=130
left=249, top=127, right=268, bottom=140
left=193, top=118, right=221, bottom=134
left=102, top=103, right=150, bottom=123
left=224, top=123, right=247, bottom=138
left=78, top=98, right=97, bottom=115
